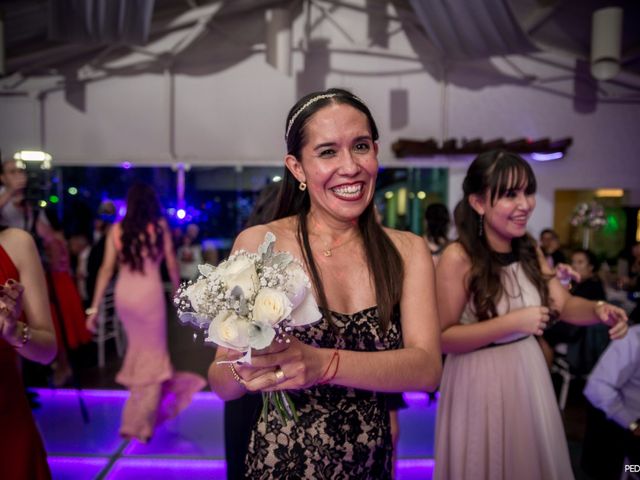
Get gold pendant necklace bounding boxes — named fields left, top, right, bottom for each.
left=308, top=215, right=358, bottom=258
left=321, top=234, right=357, bottom=257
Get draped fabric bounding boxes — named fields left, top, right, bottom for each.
left=408, top=0, right=538, bottom=60
left=49, top=0, right=156, bottom=45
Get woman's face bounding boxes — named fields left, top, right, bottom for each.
left=0, top=160, right=27, bottom=191
left=286, top=103, right=378, bottom=223
left=571, top=252, right=593, bottom=280
left=472, top=176, right=536, bottom=252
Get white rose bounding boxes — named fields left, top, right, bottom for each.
left=207, top=310, right=252, bottom=351
left=219, top=255, right=259, bottom=298
left=184, top=279, right=208, bottom=312
left=284, top=262, right=309, bottom=309
left=252, top=288, right=293, bottom=326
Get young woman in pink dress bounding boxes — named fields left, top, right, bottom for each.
left=86, top=183, right=205, bottom=443
left=434, top=150, right=628, bottom=480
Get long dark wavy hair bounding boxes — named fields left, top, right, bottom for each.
left=120, top=183, right=164, bottom=273
left=273, top=88, right=403, bottom=330
left=457, top=150, right=552, bottom=320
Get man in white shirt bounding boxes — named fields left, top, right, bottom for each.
left=583, top=324, right=640, bottom=479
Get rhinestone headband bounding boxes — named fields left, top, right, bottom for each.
left=285, top=93, right=338, bottom=141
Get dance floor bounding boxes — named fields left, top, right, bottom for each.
left=35, top=388, right=437, bottom=479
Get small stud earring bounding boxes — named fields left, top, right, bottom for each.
left=299, top=182, right=307, bottom=191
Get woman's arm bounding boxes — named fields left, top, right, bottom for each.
left=541, top=249, right=628, bottom=338
left=0, top=229, right=56, bottom=364
left=437, top=243, right=549, bottom=354
left=86, top=227, right=118, bottom=332
left=244, top=232, right=443, bottom=393
left=207, top=225, right=272, bottom=400
left=161, top=218, right=180, bottom=294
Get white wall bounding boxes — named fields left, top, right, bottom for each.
left=1, top=1, right=639, bottom=237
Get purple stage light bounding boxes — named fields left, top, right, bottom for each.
left=397, top=459, right=436, bottom=480
left=48, top=456, right=110, bottom=479
left=531, top=152, right=563, bottom=162
left=36, top=388, right=436, bottom=479
left=105, top=458, right=226, bottom=480
left=121, top=161, right=132, bottom=169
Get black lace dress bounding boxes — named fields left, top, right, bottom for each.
left=244, top=306, right=402, bottom=479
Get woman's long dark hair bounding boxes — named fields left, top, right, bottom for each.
left=120, top=183, right=164, bottom=273
left=456, top=150, right=552, bottom=320
left=273, top=88, right=403, bottom=330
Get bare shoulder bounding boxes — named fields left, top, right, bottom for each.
left=233, top=217, right=297, bottom=253
left=439, top=241, right=471, bottom=270
left=0, top=228, right=38, bottom=268
left=383, top=227, right=429, bottom=259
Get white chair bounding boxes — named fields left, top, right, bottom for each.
left=94, top=285, right=125, bottom=368
left=550, top=353, right=574, bottom=411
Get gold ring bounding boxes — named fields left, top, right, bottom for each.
left=274, top=367, right=286, bottom=382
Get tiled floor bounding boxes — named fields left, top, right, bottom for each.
left=36, top=388, right=436, bottom=479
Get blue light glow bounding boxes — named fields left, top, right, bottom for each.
left=531, top=152, right=563, bottom=162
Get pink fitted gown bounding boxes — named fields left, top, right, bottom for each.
left=112, top=223, right=206, bottom=442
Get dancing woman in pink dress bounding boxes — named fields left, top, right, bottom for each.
left=434, top=150, right=628, bottom=480
left=86, top=183, right=205, bottom=443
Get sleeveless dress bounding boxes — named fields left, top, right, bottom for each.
left=245, top=306, right=401, bottom=479
left=0, top=245, right=52, bottom=480
left=43, top=234, right=91, bottom=350
left=112, top=223, right=206, bottom=441
left=434, top=259, right=574, bottom=480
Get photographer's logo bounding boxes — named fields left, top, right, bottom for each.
left=625, top=464, right=640, bottom=473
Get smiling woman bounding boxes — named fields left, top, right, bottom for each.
left=207, top=88, right=442, bottom=479
left=433, top=150, right=629, bottom=480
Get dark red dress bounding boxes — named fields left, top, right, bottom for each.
left=0, top=245, right=52, bottom=480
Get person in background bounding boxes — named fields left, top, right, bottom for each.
left=68, top=232, right=91, bottom=306
left=618, top=242, right=640, bottom=324
left=86, top=200, right=116, bottom=304
left=540, top=228, right=567, bottom=268
left=582, top=324, right=640, bottom=479
left=423, top=203, right=451, bottom=265
left=0, top=157, right=49, bottom=232
left=434, top=150, right=628, bottom=480
left=37, top=208, right=92, bottom=386
left=177, top=223, right=203, bottom=282
left=86, top=183, right=205, bottom=443
left=0, top=157, right=29, bottom=230
left=209, top=88, right=442, bottom=478
left=540, top=248, right=609, bottom=372
left=171, top=226, right=184, bottom=254
left=0, top=226, right=57, bottom=479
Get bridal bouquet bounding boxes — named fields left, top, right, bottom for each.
left=174, top=232, right=321, bottom=423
